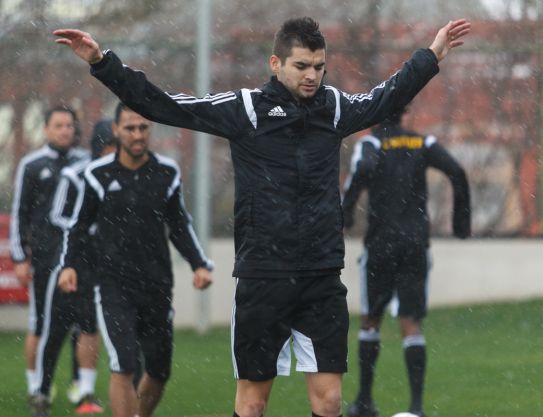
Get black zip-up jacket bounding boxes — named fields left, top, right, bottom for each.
left=63, top=152, right=213, bottom=293
left=89, top=48, right=439, bottom=277
left=342, top=123, right=471, bottom=247
left=50, top=157, right=97, bottom=289
left=10, top=144, right=88, bottom=264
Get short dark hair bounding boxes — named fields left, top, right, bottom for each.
left=273, top=17, right=326, bottom=62
left=90, top=119, right=116, bottom=159
left=114, top=102, right=133, bottom=123
left=44, top=105, right=77, bottom=126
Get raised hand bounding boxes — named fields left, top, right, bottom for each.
left=429, top=19, right=471, bottom=62
left=53, top=29, right=104, bottom=64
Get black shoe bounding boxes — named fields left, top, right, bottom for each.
left=346, top=399, right=379, bottom=417
left=29, top=394, right=51, bottom=417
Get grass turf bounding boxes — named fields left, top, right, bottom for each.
left=0, top=299, right=541, bottom=417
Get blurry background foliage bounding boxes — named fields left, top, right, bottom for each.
left=0, top=0, right=541, bottom=237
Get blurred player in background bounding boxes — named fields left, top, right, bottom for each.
left=58, top=103, right=214, bottom=417
left=9, top=106, right=88, bottom=412
left=342, top=106, right=471, bottom=417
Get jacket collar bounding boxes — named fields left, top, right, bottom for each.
left=262, top=76, right=326, bottom=105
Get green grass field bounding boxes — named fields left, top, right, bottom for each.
left=1, top=299, right=542, bottom=417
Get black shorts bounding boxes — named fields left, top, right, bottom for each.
left=232, top=275, right=349, bottom=381
left=95, top=283, right=173, bottom=381
left=360, top=240, right=431, bottom=320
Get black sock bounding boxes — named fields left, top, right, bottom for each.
left=404, top=339, right=426, bottom=412
left=357, top=329, right=380, bottom=405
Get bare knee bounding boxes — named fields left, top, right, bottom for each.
left=313, top=387, right=342, bottom=416
left=306, top=373, right=342, bottom=417
left=235, top=379, right=273, bottom=417
left=236, top=398, right=267, bottom=417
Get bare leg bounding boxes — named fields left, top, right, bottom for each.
left=234, top=379, right=274, bottom=417
left=25, top=333, right=39, bottom=369
left=110, top=373, right=137, bottom=417
left=305, top=372, right=342, bottom=417
left=77, top=333, right=100, bottom=368
left=136, top=373, right=166, bottom=417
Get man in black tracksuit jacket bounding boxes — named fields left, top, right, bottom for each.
left=342, top=108, right=471, bottom=417
left=57, top=103, right=213, bottom=417
left=55, top=16, right=471, bottom=417
left=9, top=106, right=88, bottom=403
left=33, top=121, right=118, bottom=414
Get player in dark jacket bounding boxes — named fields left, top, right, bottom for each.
left=31, top=119, right=118, bottom=416
left=9, top=106, right=88, bottom=407
left=54, top=17, right=471, bottom=417
left=57, top=103, right=213, bottom=417
left=342, top=107, right=471, bottom=417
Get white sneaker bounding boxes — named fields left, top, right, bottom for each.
left=67, top=381, right=82, bottom=404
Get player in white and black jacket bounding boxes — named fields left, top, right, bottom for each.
left=33, top=120, right=118, bottom=413
left=55, top=17, right=471, bottom=417
left=342, top=108, right=470, bottom=417
left=9, top=106, right=88, bottom=402
left=57, top=103, right=213, bottom=417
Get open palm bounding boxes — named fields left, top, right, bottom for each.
left=53, top=29, right=103, bottom=64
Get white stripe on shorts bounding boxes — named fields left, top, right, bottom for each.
left=94, top=286, right=121, bottom=372
left=292, top=329, right=318, bottom=373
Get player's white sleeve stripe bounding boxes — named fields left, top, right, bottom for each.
left=341, top=74, right=396, bottom=103
left=10, top=146, right=50, bottom=261
left=292, top=329, right=318, bottom=373
left=94, top=286, right=121, bottom=372
left=50, top=176, right=71, bottom=230
left=84, top=153, right=114, bottom=201
left=210, top=96, right=239, bottom=105
left=168, top=91, right=237, bottom=104
left=362, top=135, right=381, bottom=149
left=241, top=88, right=257, bottom=129
left=276, top=338, right=291, bottom=376
left=359, top=251, right=369, bottom=315
left=425, top=134, right=437, bottom=148
left=35, top=263, right=63, bottom=390
left=155, top=154, right=181, bottom=199
left=231, top=279, right=239, bottom=379
left=168, top=91, right=235, bottom=101
left=186, top=219, right=213, bottom=268
left=325, top=85, right=341, bottom=128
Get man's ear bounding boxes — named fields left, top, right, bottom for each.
left=269, top=55, right=281, bottom=74
left=111, top=121, right=119, bottom=138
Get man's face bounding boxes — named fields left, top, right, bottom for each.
left=270, top=46, right=326, bottom=100
left=44, top=111, right=75, bottom=150
left=113, top=110, right=151, bottom=159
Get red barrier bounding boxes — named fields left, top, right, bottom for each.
left=0, top=214, right=28, bottom=303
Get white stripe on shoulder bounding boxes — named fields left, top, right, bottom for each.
left=362, top=135, right=381, bottom=149
left=241, top=88, right=260, bottom=129
left=9, top=146, right=53, bottom=260
left=324, top=85, right=341, bottom=128
left=425, top=134, right=437, bottom=148
left=155, top=153, right=181, bottom=199
left=341, top=74, right=397, bottom=104
left=84, top=153, right=115, bottom=201
left=167, top=91, right=237, bottom=106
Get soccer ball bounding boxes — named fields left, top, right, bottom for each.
left=390, top=413, right=419, bottom=417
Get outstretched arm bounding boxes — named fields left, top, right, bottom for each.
left=429, top=19, right=471, bottom=62
left=53, top=29, right=103, bottom=64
